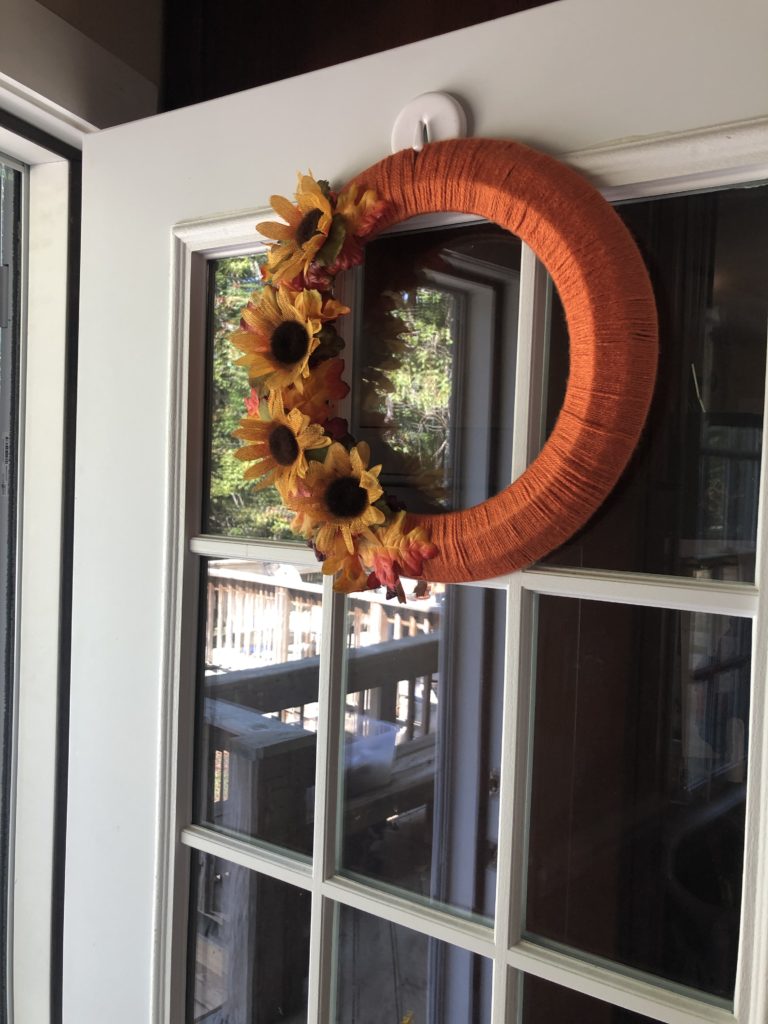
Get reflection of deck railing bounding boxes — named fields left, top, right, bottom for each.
left=205, top=570, right=439, bottom=671
left=205, top=632, right=438, bottom=729
left=203, top=633, right=440, bottom=838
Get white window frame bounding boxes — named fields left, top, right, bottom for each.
left=0, top=80, right=89, bottom=1024
left=158, top=116, right=768, bottom=1024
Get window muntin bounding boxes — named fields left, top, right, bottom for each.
left=180, top=176, right=768, bottom=1024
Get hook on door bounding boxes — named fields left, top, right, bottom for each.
left=391, top=92, right=468, bottom=153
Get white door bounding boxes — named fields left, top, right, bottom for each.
left=65, top=2, right=768, bottom=1022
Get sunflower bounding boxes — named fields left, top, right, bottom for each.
left=257, top=174, right=334, bottom=284
left=233, top=390, right=330, bottom=496
left=320, top=533, right=370, bottom=594
left=233, top=287, right=344, bottom=391
left=285, top=442, right=385, bottom=554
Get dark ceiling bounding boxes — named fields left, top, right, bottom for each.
left=161, top=0, right=558, bottom=111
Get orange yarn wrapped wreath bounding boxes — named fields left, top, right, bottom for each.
left=235, top=138, right=658, bottom=593
left=346, top=138, right=658, bottom=583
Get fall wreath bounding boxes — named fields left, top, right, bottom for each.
left=231, top=139, right=658, bottom=596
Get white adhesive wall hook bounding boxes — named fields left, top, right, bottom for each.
left=391, top=92, right=468, bottom=154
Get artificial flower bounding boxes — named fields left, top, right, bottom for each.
left=329, top=183, right=389, bottom=270
left=320, top=533, right=370, bottom=594
left=233, top=389, right=330, bottom=495
left=257, top=174, right=334, bottom=283
left=232, top=169, right=437, bottom=599
left=367, top=511, right=439, bottom=590
left=283, top=357, right=350, bottom=423
left=232, top=287, right=341, bottom=391
left=285, top=442, right=385, bottom=554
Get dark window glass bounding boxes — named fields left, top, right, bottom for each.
left=339, top=583, right=506, bottom=920
left=542, top=184, right=768, bottom=581
left=188, top=850, right=310, bottom=1022
left=194, top=558, right=322, bottom=856
left=523, top=974, right=660, bottom=1024
left=335, top=905, right=491, bottom=1023
left=353, top=221, right=520, bottom=512
left=526, top=597, right=749, bottom=1000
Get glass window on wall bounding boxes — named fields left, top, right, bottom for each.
left=542, top=183, right=768, bottom=582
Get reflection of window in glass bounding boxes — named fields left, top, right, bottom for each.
left=340, top=583, right=506, bottom=920
left=353, top=222, right=521, bottom=512
left=542, top=184, right=768, bottom=582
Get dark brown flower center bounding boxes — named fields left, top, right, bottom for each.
left=270, top=321, right=309, bottom=366
left=325, top=476, right=368, bottom=519
left=295, top=208, right=323, bottom=246
left=268, top=424, right=300, bottom=466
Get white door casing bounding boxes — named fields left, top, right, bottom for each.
left=67, top=1, right=768, bottom=1021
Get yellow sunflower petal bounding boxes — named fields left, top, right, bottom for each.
left=269, top=194, right=302, bottom=225
left=293, top=288, right=323, bottom=321
left=244, top=352, right=277, bottom=376
left=257, top=221, right=295, bottom=242
left=276, top=287, right=303, bottom=322
left=324, top=442, right=351, bottom=475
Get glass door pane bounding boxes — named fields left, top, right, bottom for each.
left=335, top=905, right=492, bottom=1023
left=542, top=183, right=768, bottom=581
left=188, top=850, right=311, bottom=1022
left=522, top=974, right=660, bottom=1023
left=352, top=220, right=520, bottom=512
left=339, top=583, right=506, bottom=920
left=194, top=557, right=323, bottom=856
left=526, top=596, right=750, bottom=1000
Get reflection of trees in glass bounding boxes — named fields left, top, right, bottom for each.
left=384, top=287, right=455, bottom=503
left=207, top=254, right=294, bottom=539
left=209, top=260, right=456, bottom=537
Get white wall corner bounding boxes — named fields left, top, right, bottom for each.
left=0, top=0, right=158, bottom=131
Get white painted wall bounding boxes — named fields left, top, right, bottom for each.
left=67, top=0, right=768, bottom=1020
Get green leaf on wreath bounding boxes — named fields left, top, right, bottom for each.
left=315, top=214, right=347, bottom=267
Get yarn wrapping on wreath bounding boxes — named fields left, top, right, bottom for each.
left=232, top=139, right=658, bottom=592
left=347, top=139, right=658, bottom=582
